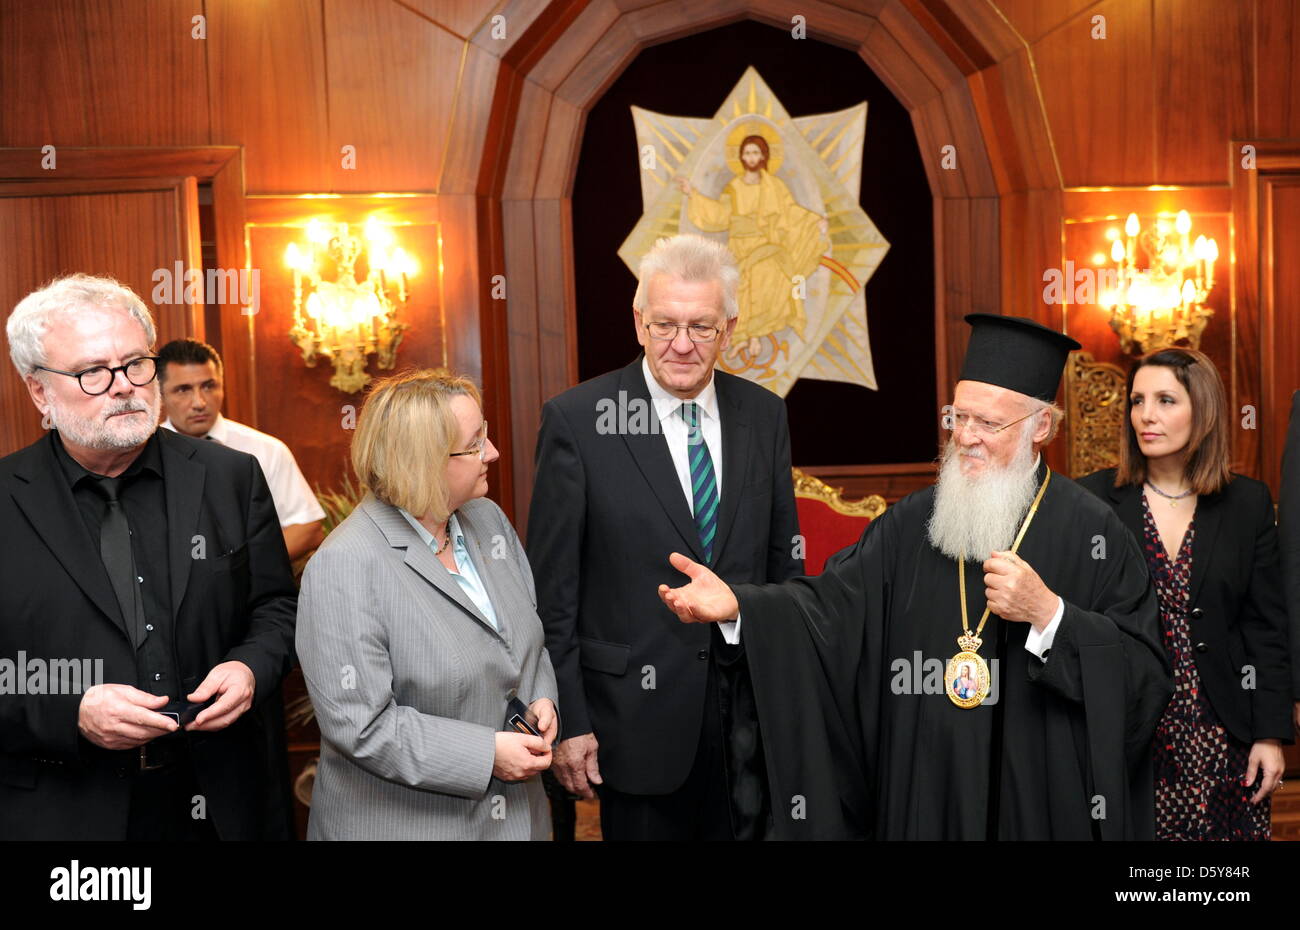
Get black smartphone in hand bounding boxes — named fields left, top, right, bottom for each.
left=505, top=696, right=541, bottom=738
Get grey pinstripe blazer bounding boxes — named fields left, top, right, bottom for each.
left=296, top=493, right=558, bottom=840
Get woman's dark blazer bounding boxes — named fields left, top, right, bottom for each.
left=1077, top=469, right=1292, bottom=747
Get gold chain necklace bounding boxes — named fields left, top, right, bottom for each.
left=947, top=470, right=1052, bottom=709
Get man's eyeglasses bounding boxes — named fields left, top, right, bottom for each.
left=945, top=407, right=1037, bottom=437
left=35, top=357, right=159, bottom=396
left=644, top=321, right=722, bottom=344
left=449, top=421, right=489, bottom=461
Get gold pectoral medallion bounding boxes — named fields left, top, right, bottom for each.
left=946, top=634, right=990, bottom=709
left=949, top=471, right=1052, bottom=710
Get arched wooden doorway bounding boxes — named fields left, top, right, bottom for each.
left=476, top=0, right=1055, bottom=532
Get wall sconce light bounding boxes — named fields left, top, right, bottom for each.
left=1097, top=210, right=1218, bottom=355
left=285, top=217, right=416, bottom=393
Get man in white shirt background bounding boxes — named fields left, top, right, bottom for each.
left=158, top=339, right=326, bottom=562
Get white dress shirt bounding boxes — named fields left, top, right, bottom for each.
left=641, top=357, right=739, bottom=644
left=161, top=414, right=326, bottom=528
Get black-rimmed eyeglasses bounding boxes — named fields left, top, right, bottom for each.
left=35, top=356, right=159, bottom=396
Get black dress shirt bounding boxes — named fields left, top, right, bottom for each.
left=53, top=430, right=179, bottom=700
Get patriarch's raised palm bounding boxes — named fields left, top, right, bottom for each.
left=657, top=551, right=740, bottom=623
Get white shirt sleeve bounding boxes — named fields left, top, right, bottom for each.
left=261, top=441, right=326, bottom=528
left=718, top=616, right=741, bottom=645
left=1023, top=597, right=1064, bottom=660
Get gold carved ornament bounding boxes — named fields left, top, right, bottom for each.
left=1064, top=350, right=1127, bottom=479
left=791, top=467, right=886, bottom=519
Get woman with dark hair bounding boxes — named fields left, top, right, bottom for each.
left=1079, top=347, right=1290, bottom=840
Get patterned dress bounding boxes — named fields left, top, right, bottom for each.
left=1143, top=496, right=1270, bottom=840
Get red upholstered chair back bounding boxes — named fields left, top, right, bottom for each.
left=792, top=468, right=886, bottom=575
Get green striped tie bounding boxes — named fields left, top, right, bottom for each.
left=681, top=402, right=718, bottom=564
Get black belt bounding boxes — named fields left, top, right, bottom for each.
left=137, top=738, right=187, bottom=772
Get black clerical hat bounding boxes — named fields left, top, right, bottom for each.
left=958, top=314, right=1081, bottom=402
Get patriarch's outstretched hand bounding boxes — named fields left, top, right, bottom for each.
left=657, top=552, right=739, bottom=624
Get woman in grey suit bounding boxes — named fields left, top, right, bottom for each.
left=296, top=369, right=558, bottom=839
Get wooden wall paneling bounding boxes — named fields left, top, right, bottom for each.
left=879, top=1, right=970, bottom=97
left=480, top=63, right=527, bottom=198
left=1237, top=141, right=1300, bottom=491
left=437, top=193, right=482, bottom=378
left=858, top=15, right=942, bottom=114
left=934, top=197, right=969, bottom=406
left=172, top=176, right=205, bottom=343
left=622, top=0, right=749, bottom=45
left=76, top=0, right=210, bottom=146
left=527, top=0, right=622, bottom=94
left=401, top=0, right=502, bottom=40
left=912, top=95, right=967, bottom=198
left=475, top=193, right=515, bottom=520
left=441, top=40, right=504, bottom=194
left=905, top=0, right=1016, bottom=68
left=501, top=80, right=554, bottom=200
left=1232, top=146, right=1262, bottom=481
left=1256, top=0, right=1300, bottom=138
left=933, top=196, right=1000, bottom=412
left=323, top=0, right=462, bottom=192
left=0, top=0, right=92, bottom=145
left=502, top=199, right=542, bottom=535
left=744, top=0, right=878, bottom=47
left=534, top=97, right=586, bottom=199
left=554, top=16, right=640, bottom=108
left=998, top=188, right=1061, bottom=319
left=990, top=0, right=1105, bottom=45
left=206, top=0, right=331, bottom=193
left=476, top=0, right=592, bottom=71
left=1259, top=167, right=1300, bottom=494
left=533, top=198, right=578, bottom=400
left=1153, top=0, right=1254, bottom=184
left=1032, top=0, right=1155, bottom=187
left=802, top=461, right=937, bottom=503
left=1059, top=186, right=1233, bottom=217
left=209, top=152, right=255, bottom=426
left=937, top=84, right=999, bottom=196
left=0, top=146, right=240, bottom=181
left=977, top=48, right=1062, bottom=191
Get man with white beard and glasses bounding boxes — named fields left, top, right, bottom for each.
left=0, top=274, right=296, bottom=840
left=657, top=314, right=1173, bottom=839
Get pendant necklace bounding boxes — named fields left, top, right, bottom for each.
left=433, top=519, right=453, bottom=555
left=1145, top=479, right=1193, bottom=508
left=947, top=470, right=1052, bottom=709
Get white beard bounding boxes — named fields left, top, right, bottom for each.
left=926, top=428, right=1041, bottom=561
left=47, top=388, right=160, bottom=452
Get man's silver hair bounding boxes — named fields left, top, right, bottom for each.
left=632, top=234, right=739, bottom=320
left=7, top=274, right=156, bottom=378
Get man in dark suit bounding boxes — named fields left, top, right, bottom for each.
left=0, top=273, right=297, bottom=840
left=1281, top=390, right=1300, bottom=734
left=527, top=234, right=802, bottom=840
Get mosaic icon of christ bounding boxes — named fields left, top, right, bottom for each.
left=675, top=132, right=830, bottom=359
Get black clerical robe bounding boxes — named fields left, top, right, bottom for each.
left=738, top=466, right=1173, bottom=840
